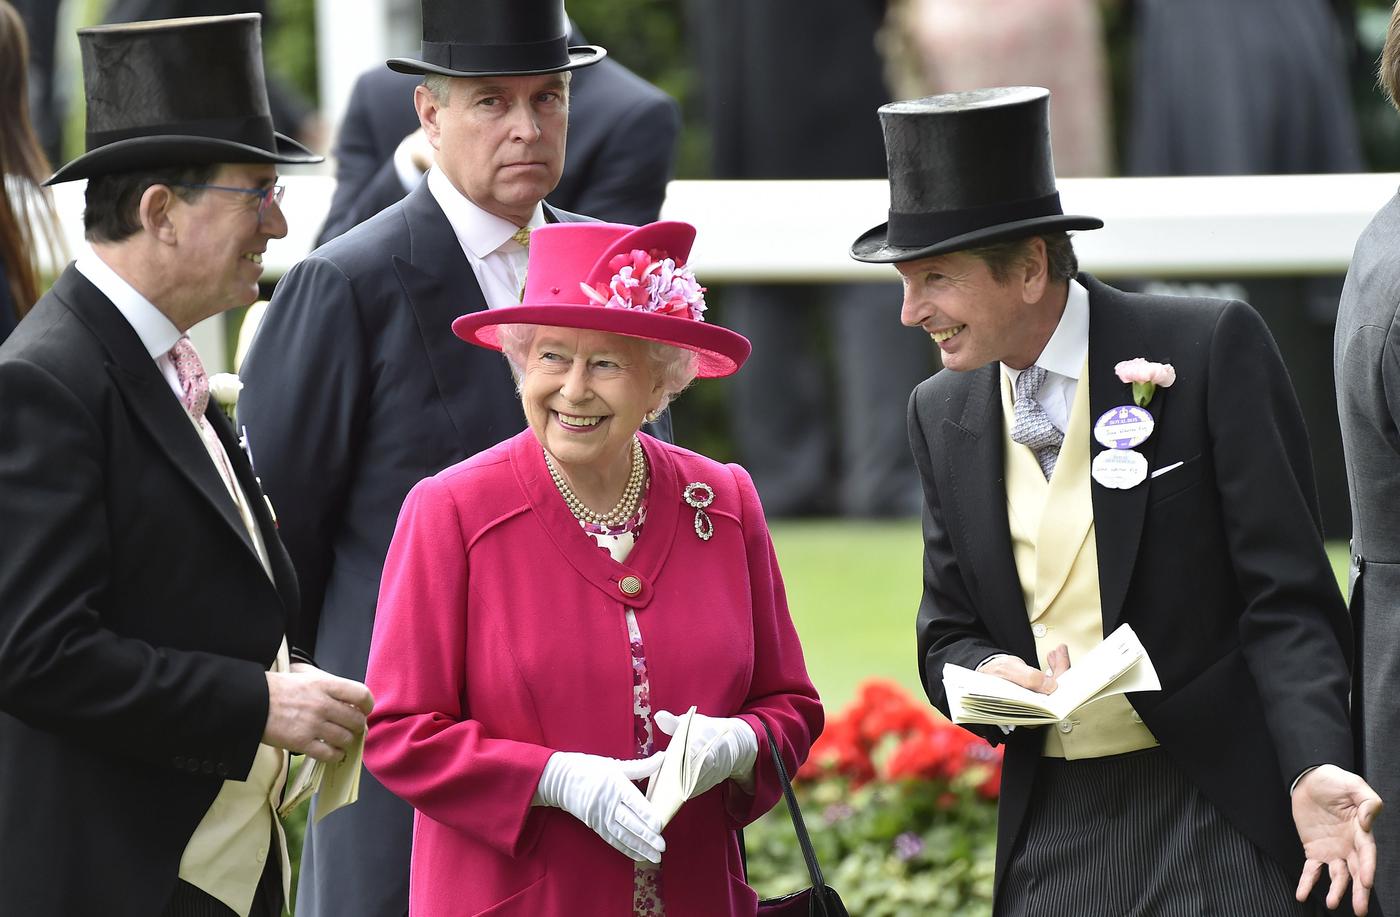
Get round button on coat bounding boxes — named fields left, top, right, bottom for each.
left=1032, top=623, right=1047, bottom=638
left=618, top=576, right=642, bottom=597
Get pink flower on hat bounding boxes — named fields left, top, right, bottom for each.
left=1114, top=357, right=1176, bottom=408
left=581, top=248, right=708, bottom=321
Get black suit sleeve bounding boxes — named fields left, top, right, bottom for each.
left=567, top=92, right=680, bottom=225
left=1207, top=300, right=1354, bottom=786
left=908, top=384, right=1009, bottom=745
left=241, top=256, right=371, bottom=654
left=0, top=359, right=268, bottom=776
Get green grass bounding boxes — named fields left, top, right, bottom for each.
left=770, top=519, right=927, bottom=711
left=770, top=520, right=1354, bottom=712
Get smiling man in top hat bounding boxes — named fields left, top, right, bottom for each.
left=237, top=1, right=672, bottom=914
left=0, top=14, right=374, bottom=917
left=853, top=87, right=1382, bottom=915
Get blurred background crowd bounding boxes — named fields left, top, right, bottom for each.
left=5, top=0, right=1395, bottom=532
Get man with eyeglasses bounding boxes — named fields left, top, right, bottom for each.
left=0, top=15, right=373, bottom=917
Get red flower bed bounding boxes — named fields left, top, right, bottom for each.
left=799, top=679, right=1002, bottom=798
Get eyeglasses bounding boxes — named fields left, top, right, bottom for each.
left=168, top=182, right=286, bottom=223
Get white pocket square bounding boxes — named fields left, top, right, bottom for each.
left=1150, top=461, right=1185, bottom=479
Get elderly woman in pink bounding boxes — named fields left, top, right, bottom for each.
left=363, top=220, right=823, bottom=916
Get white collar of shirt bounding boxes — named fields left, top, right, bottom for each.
left=1000, top=277, right=1089, bottom=432
left=75, top=250, right=189, bottom=400
left=75, top=250, right=182, bottom=360
left=426, top=167, right=545, bottom=310
left=426, top=166, right=544, bottom=261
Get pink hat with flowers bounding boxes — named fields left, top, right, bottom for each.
left=452, top=221, right=751, bottom=378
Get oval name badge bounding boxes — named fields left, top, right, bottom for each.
left=1092, top=448, right=1148, bottom=490
left=1093, top=405, right=1155, bottom=450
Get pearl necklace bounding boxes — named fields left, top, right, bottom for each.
left=544, top=437, right=647, bottom=527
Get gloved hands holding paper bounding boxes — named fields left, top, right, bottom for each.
left=534, top=751, right=666, bottom=863
left=645, top=707, right=758, bottom=827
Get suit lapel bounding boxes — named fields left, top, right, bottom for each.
left=1083, top=275, right=1163, bottom=631
left=55, top=269, right=280, bottom=585
left=208, top=406, right=299, bottom=607
left=942, top=366, right=1036, bottom=654
left=393, top=184, right=524, bottom=450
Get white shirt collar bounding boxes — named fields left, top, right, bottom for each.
left=74, top=249, right=183, bottom=360
left=426, top=166, right=545, bottom=259
left=1002, top=277, right=1089, bottom=384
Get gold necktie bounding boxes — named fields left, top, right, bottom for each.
left=512, top=226, right=531, bottom=299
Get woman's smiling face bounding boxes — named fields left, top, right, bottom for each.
left=520, top=326, right=664, bottom=475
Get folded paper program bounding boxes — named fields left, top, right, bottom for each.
left=645, top=705, right=702, bottom=828
left=942, top=624, right=1161, bottom=727
left=279, top=730, right=365, bottom=824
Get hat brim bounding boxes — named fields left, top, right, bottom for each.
left=386, top=45, right=606, bottom=78
left=45, top=132, right=321, bottom=185
left=452, top=304, right=752, bottom=379
left=849, top=214, right=1104, bottom=264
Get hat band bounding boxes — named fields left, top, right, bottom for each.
left=421, top=35, right=571, bottom=72
left=887, top=192, right=1063, bottom=247
left=86, top=114, right=276, bottom=152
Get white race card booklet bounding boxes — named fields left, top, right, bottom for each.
left=278, top=729, right=364, bottom=824
left=645, top=705, right=702, bottom=828
left=942, top=623, right=1160, bottom=727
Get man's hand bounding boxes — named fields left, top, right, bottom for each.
left=264, top=662, right=374, bottom=762
left=1293, top=764, right=1382, bottom=914
left=978, top=643, right=1071, bottom=694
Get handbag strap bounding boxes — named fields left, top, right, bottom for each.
left=757, top=718, right=828, bottom=893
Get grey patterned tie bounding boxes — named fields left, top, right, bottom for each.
left=1010, top=365, right=1063, bottom=479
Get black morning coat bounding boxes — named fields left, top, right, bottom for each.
left=0, top=266, right=300, bottom=915
left=910, top=275, right=1356, bottom=906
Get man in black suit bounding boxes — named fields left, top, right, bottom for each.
left=0, top=15, right=372, bottom=917
left=315, top=23, right=678, bottom=245
left=1335, top=4, right=1400, bottom=911
left=852, top=88, right=1381, bottom=915
left=239, top=2, right=670, bottom=915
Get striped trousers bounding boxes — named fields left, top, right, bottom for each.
left=998, top=747, right=1319, bottom=917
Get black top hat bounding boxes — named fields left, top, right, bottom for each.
left=46, top=14, right=320, bottom=185
left=387, top=0, right=605, bottom=78
left=850, top=87, right=1101, bottom=264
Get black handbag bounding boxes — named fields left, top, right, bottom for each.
left=745, top=720, right=849, bottom=917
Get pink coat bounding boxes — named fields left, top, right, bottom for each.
left=365, top=430, right=824, bottom=916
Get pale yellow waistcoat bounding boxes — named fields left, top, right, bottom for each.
left=177, top=411, right=291, bottom=916
left=1001, top=362, right=1157, bottom=759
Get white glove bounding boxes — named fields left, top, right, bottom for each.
left=654, top=710, right=759, bottom=799
left=533, top=752, right=666, bottom=863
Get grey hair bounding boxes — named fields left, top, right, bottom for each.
left=423, top=74, right=454, bottom=104
left=496, top=323, right=699, bottom=411
left=963, top=232, right=1079, bottom=284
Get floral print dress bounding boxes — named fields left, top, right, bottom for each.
left=577, top=490, right=665, bottom=916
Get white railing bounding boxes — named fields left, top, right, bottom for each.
left=35, top=172, right=1400, bottom=370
